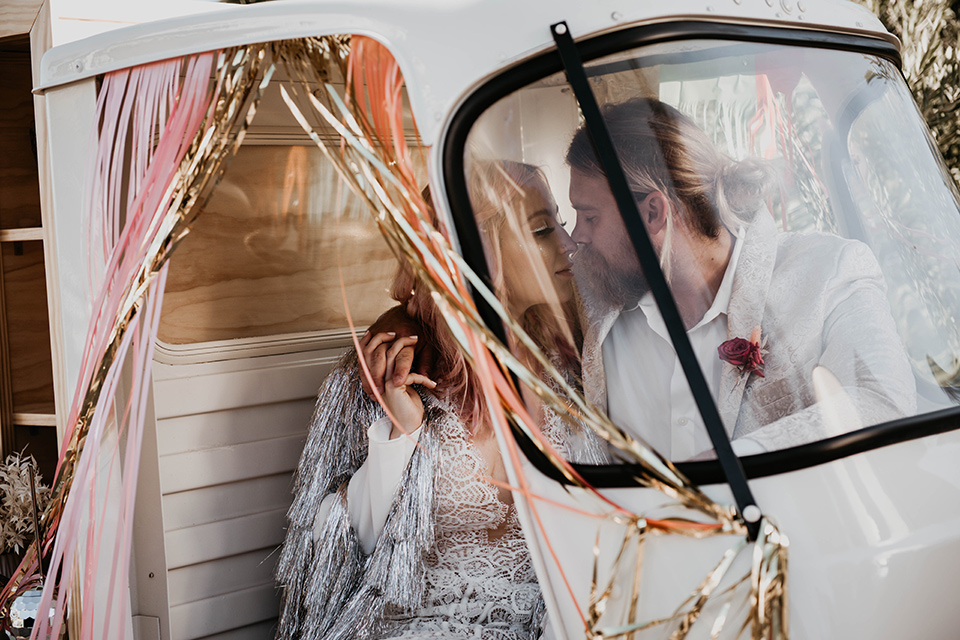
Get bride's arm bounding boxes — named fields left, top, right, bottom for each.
left=314, top=333, right=436, bottom=552
left=318, top=418, right=422, bottom=553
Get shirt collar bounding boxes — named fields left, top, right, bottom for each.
left=635, top=227, right=745, bottom=331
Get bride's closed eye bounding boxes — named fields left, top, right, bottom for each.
left=531, top=223, right=556, bottom=238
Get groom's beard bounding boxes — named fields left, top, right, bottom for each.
left=575, top=243, right=650, bottom=309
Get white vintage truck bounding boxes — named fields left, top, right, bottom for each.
left=2, top=0, right=959, bottom=638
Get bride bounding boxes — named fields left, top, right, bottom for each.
left=276, top=160, right=606, bottom=640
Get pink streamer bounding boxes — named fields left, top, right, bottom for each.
left=34, top=52, right=218, bottom=640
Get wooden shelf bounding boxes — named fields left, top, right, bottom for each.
left=0, top=228, right=43, bottom=242
left=12, top=412, right=56, bottom=427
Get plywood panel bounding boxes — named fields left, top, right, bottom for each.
left=167, top=549, right=277, bottom=607
left=30, top=2, right=70, bottom=443
left=156, top=400, right=312, bottom=457
left=3, top=241, right=54, bottom=413
left=159, top=434, right=304, bottom=494
left=158, top=145, right=401, bottom=345
left=169, top=583, right=279, bottom=640
left=162, top=474, right=293, bottom=532
left=0, top=3, right=42, bottom=40
left=0, top=52, right=42, bottom=230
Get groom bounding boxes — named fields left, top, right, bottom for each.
left=565, top=97, right=915, bottom=459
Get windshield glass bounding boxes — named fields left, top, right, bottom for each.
left=460, top=37, right=959, bottom=463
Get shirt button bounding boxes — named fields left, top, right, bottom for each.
left=677, top=417, right=688, bottom=426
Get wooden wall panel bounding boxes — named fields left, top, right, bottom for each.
left=168, top=584, right=279, bottom=640
left=162, top=474, right=293, bottom=531
left=0, top=3, right=42, bottom=40
left=153, top=349, right=340, bottom=639
left=198, top=620, right=277, bottom=640
left=158, top=145, right=399, bottom=345
left=166, top=549, right=277, bottom=607
left=0, top=51, right=43, bottom=230
left=153, top=352, right=335, bottom=418
left=164, top=508, right=287, bottom=570
left=2, top=241, right=54, bottom=413
left=159, top=434, right=304, bottom=494
left=156, top=401, right=312, bottom=457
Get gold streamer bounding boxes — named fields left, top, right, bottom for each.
left=270, top=35, right=788, bottom=640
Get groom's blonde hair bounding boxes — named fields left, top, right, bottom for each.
left=566, top=97, right=773, bottom=238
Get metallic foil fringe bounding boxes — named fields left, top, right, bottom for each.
left=0, top=34, right=789, bottom=640
left=276, top=351, right=520, bottom=639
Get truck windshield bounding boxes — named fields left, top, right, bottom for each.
left=457, top=37, right=960, bottom=463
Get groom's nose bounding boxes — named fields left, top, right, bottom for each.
left=558, top=223, right=576, bottom=255
left=571, top=218, right=590, bottom=245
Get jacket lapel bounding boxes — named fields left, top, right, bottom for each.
left=719, top=213, right=778, bottom=434
left=581, top=305, right=620, bottom=411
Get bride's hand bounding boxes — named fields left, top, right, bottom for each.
left=382, top=335, right=437, bottom=438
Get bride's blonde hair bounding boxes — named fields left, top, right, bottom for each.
left=390, top=162, right=580, bottom=434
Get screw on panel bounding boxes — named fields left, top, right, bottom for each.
left=72, top=61, right=83, bottom=73
left=856, top=21, right=863, bottom=27
left=706, top=5, right=715, bottom=11
left=611, top=11, right=623, bottom=21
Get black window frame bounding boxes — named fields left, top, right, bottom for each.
left=441, top=20, right=960, bottom=487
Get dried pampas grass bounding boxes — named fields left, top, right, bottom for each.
left=0, top=452, right=49, bottom=556
left=859, top=0, right=960, bottom=182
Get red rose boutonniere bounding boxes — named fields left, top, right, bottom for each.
left=718, top=326, right=765, bottom=378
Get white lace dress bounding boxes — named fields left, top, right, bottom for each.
left=350, top=417, right=541, bottom=640
left=331, top=379, right=610, bottom=640
left=380, top=421, right=540, bottom=639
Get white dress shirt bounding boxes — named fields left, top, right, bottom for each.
left=602, top=232, right=761, bottom=461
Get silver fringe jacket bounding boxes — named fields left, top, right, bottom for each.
left=274, top=351, right=545, bottom=640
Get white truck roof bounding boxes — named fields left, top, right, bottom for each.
left=36, top=0, right=894, bottom=145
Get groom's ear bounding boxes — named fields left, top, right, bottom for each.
left=640, top=191, right=669, bottom=236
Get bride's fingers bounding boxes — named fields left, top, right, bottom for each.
left=385, top=336, right=419, bottom=388
left=384, top=335, right=413, bottom=383
left=391, top=341, right=417, bottom=388
left=403, top=373, right=437, bottom=389
left=360, top=331, right=396, bottom=394
left=385, top=335, right=418, bottom=365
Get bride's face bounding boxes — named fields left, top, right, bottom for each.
left=496, top=183, right=575, bottom=314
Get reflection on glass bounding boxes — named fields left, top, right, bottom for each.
left=462, top=38, right=960, bottom=462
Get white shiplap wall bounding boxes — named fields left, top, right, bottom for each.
left=151, top=342, right=348, bottom=639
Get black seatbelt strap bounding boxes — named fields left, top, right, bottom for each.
left=551, top=20, right=761, bottom=539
